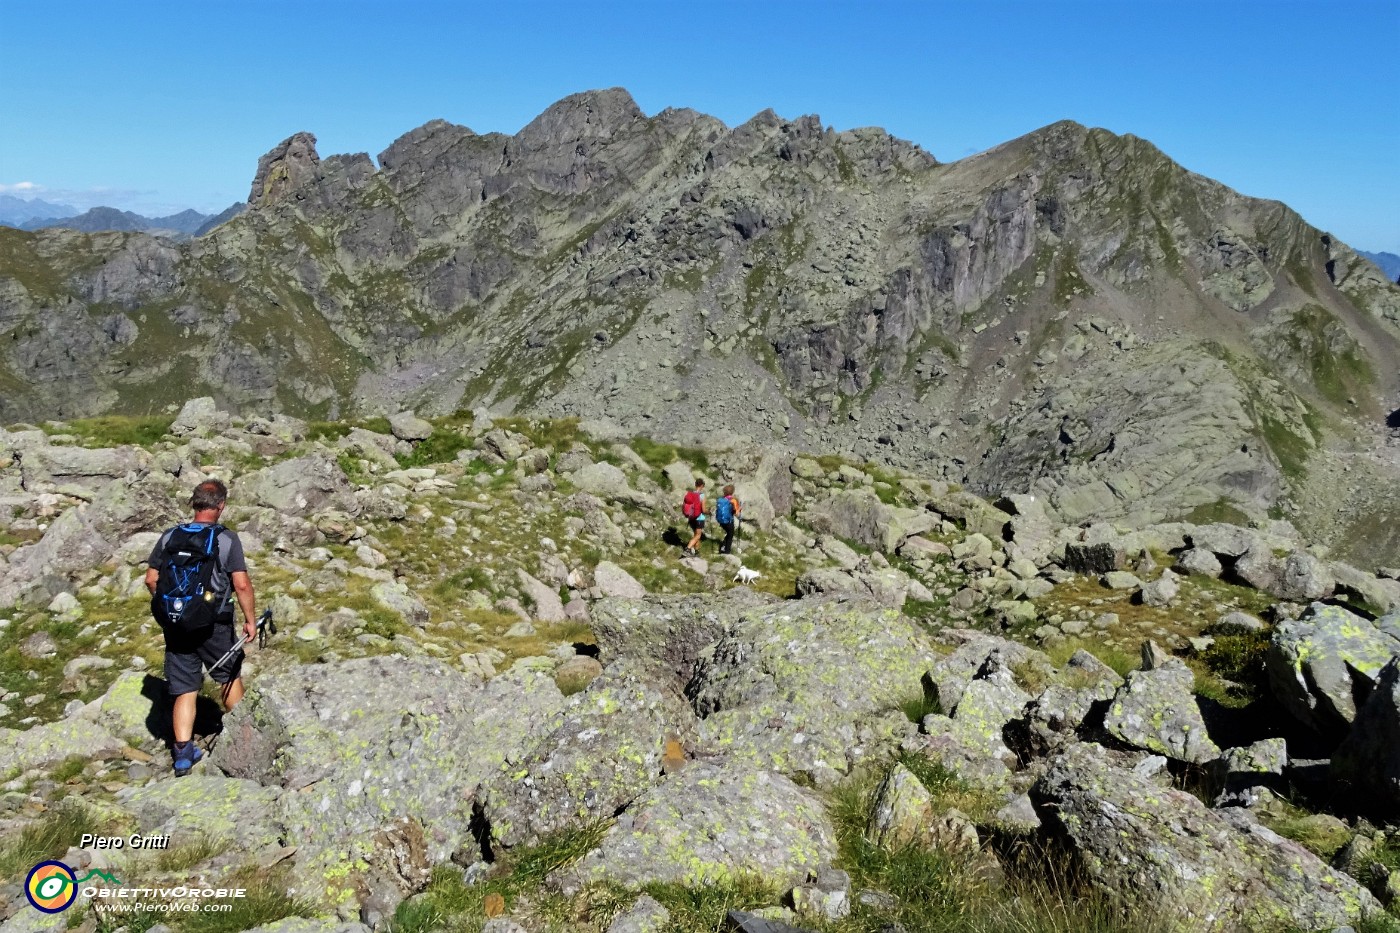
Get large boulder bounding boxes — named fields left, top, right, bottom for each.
left=571, top=461, right=647, bottom=506
left=370, top=581, right=430, bottom=627
left=931, top=489, right=1009, bottom=540
left=1033, top=743, right=1382, bottom=930
left=516, top=569, right=566, bottom=621
left=866, top=762, right=938, bottom=849
left=1331, top=562, right=1400, bottom=614
left=0, top=719, right=127, bottom=780
left=388, top=411, right=433, bottom=442
left=212, top=657, right=565, bottom=908
left=337, top=428, right=402, bottom=471
left=18, top=444, right=147, bottom=490
left=588, top=591, right=765, bottom=690
left=1188, top=523, right=1261, bottom=559
left=688, top=597, right=935, bottom=784
left=922, top=671, right=1030, bottom=772
left=996, top=493, right=1058, bottom=567
left=170, top=397, right=230, bottom=437
left=794, top=565, right=911, bottom=609
left=593, top=561, right=646, bottom=599
left=1103, top=662, right=1220, bottom=764
left=712, top=446, right=795, bottom=531
left=1333, top=654, right=1400, bottom=812
left=0, top=474, right=178, bottom=608
left=482, top=667, right=694, bottom=848
left=75, top=670, right=162, bottom=742
left=549, top=761, right=836, bottom=894
left=801, top=488, right=934, bottom=554
left=239, top=452, right=357, bottom=517
left=923, top=631, right=1052, bottom=712
left=1267, top=603, right=1400, bottom=733
left=118, top=774, right=285, bottom=851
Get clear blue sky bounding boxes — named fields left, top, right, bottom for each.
left=2, top=0, right=1397, bottom=252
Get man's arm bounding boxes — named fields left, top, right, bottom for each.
left=144, top=567, right=159, bottom=594
left=231, top=571, right=257, bottom=643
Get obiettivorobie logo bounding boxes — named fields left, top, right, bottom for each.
left=25, top=862, right=123, bottom=913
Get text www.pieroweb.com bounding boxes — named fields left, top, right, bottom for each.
left=85, top=885, right=245, bottom=914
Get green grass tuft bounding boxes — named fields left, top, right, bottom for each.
left=397, top=429, right=474, bottom=469
left=0, top=806, right=115, bottom=882
left=47, top=415, right=173, bottom=448
left=174, top=864, right=314, bottom=933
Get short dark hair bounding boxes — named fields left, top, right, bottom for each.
left=191, top=479, right=228, bottom=512
left=723, top=484, right=735, bottom=495
left=694, top=477, right=705, bottom=488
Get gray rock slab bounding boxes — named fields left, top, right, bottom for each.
left=549, top=760, right=836, bottom=894
left=211, top=656, right=565, bottom=907
left=1268, top=603, right=1400, bottom=732
left=0, top=719, right=126, bottom=780
left=483, top=667, right=694, bottom=848
left=1033, top=743, right=1380, bottom=929
left=1104, top=664, right=1220, bottom=764
left=689, top=597, right=936, bottom=782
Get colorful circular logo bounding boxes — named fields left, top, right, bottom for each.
left=25, top=861, right=78, bottom=913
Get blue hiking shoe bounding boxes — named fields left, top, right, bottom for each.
left=172, top=741, right=203, bottom=777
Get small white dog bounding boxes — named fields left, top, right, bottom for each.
left=733, top=566, right=761, bottom=585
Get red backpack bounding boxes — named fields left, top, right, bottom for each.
left=682, top=490, right=702, bottom=519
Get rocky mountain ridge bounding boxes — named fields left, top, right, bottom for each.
left=1, top=88, right=1398, bottom=566
left=3, top=402, right=1400, bottom=932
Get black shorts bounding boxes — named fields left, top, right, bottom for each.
left=688, top=517, right=705, bottom=532
left=163, top=621, right=241, bottom=696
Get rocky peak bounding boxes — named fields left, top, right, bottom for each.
left=512, top=87, right=644, bottom=152
left=248, top=131, right=321, bottom=207
left=377, top=119, right=476, bottom=173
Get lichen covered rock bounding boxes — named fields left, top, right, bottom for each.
left=483, top=667, right=694, bottom=848
left=212, top=656, right=565, bottom=907
left=1267, top=603, right=1400, bottom=732
left=1033, top=743, right=1381, bottom=930
left=550, top=761, right=836, bottom=893
left=0, top=719, right=126, bottom=780
left=689, top=598, right=935, bottom=783
left=1103, top=663, right=1220, bottom=764
left=118, top=774, right=284, bottom=850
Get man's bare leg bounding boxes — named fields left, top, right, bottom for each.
left=172, top=692, right=197, bottom=744
left=220, top=677, right=244, bottom=710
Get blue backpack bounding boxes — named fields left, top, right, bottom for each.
left=715, top=495, right=735, bottom=524
left=151, top=524, right=226, bottom=633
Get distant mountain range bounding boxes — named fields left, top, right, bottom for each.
left=0, top=194, right=78, bottom=224
left=1360, top=250, right=1400, bottom=283
left=0, top=199, right=244, bottom=239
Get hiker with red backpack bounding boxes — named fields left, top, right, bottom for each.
left=682, top=477, right=706, bottom=556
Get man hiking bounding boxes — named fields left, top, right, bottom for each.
left=682, top=477, right=706, bottom=556
left=145, top=479, right=257, bottom=776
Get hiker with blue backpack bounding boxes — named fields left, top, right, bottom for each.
left=145, top=479, right=258, bottom=776
left=716, top=484, right=742, bottom=554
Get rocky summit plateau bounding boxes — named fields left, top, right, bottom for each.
left=2, top=88, right=1400, bottom=933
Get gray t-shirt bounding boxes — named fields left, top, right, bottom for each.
left=147, top=524, right=247, bottom=615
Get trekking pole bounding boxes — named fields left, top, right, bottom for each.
left=208, top=608, right=275, bottom=674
